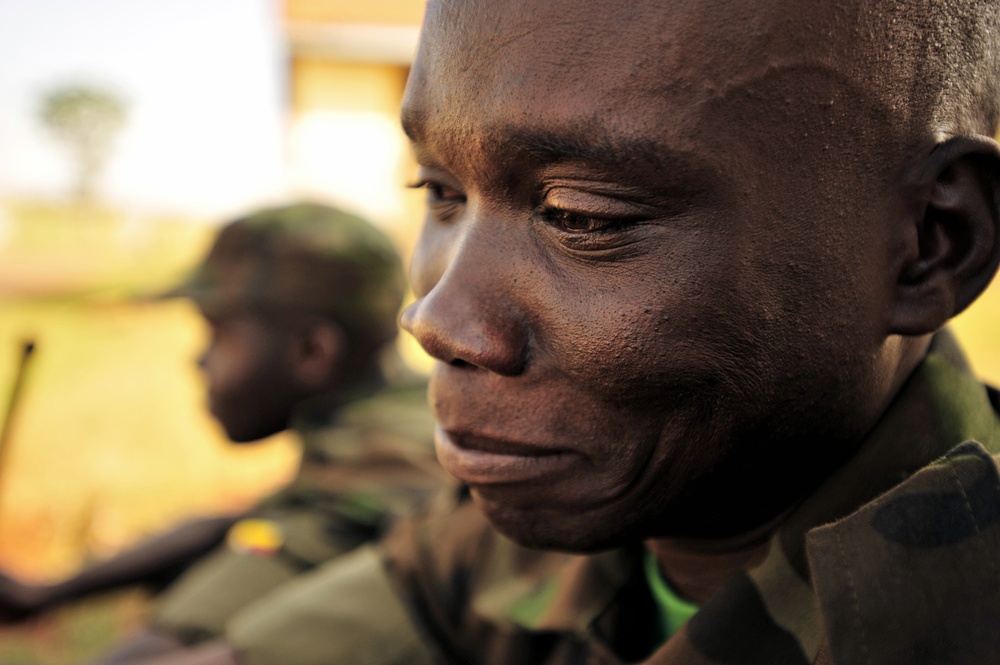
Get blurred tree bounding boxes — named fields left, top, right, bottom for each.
left=39, top=85, right=126, bottom=205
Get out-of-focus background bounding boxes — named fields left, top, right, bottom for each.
left=0, top=0, right=999, bottom=662
left=0, top=1, right=428, bottom=661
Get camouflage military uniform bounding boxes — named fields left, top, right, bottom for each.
left=227, top=330, right=1000, bottom=665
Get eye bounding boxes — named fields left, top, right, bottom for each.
left=408, top=179, right=465, bottom=203
left=537, top=186, right=649, bottom=245
left=542, top=208, right=630, bottom=234
left=408, top=179, right=467, bottom=223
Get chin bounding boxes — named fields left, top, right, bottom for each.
left=219, top=418, right=286, bottom=444
left=209, top=396, right=294, bottom=443
left=223, top=427, right=264, bottom=444
left=471, top=488, right=636, bottom=553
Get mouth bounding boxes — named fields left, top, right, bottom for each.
left=435, top=426, right=578, bottom=485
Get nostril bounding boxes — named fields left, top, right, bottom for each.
left=400, top=282, right=528, bottom=376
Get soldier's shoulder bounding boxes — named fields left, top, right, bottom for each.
left=228, top=546, right=442, bottom=665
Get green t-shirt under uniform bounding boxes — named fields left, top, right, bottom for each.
left=644, top=549, right=700, bottom=644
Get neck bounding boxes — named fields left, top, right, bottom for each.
left=644, top=508, right=789, bottom=604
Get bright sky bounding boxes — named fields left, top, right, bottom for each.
left=0, top=0, right=286, bottom=218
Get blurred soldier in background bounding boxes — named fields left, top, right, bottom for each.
left=0, top=203, right=445, bottom=663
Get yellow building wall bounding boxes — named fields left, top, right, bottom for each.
left=291, top=58, right=408, bottom=112
left=284, top=0, right=425, bottom=26
left=287, top=58, right=423, bottom=249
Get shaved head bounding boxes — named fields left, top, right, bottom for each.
left=869, top=0, right=1000, bottom=138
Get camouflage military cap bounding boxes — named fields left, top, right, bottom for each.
left=168, top=203, right=405, bottom=347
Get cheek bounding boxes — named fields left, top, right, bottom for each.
left=201, top=345, right=239, bottom=394
left=203, top=339, right=266, bottom=403
left=541, top=267, right=765, bottom=406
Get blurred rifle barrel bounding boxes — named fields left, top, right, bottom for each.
left=0, top=340, right=37, bottom=478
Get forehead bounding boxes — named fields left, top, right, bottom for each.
left=404, top=0, right=891, bottom=181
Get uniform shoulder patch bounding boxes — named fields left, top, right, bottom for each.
left=227, top=518, right=285, bottom=556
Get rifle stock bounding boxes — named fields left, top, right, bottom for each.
left=0, top=340, right=37, bottom=491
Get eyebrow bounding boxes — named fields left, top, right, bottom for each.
left=496, top=126, right=700, bottom=177
left=403, top=108, right=714, bottom=186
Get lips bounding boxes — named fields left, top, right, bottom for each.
left=434, top=425, right=577, bottom=485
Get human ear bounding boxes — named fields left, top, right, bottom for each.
left=291, top=319, right=346, bottom=391
left=889, top=136, right=1000, bottom=336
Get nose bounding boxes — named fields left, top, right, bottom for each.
left=401, top=234, right=529, bottom=377
left=196, top=343, right=210, bottom=372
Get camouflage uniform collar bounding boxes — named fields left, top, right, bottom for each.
left=472, top=536, right=640, bottom=637
left=808, top=441, right=1000, bottom=665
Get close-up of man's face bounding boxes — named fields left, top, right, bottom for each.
left=401, top=0, right=924, bottom=550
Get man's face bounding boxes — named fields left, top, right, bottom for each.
left=198, top=310, right=304, bottom=443
left=402, top=0, right=907, bottom=549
